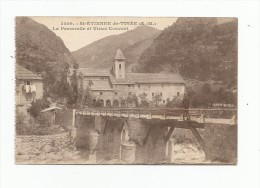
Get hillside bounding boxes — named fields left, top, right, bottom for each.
left=16, top=17, right=76, bottom=98
left=137, top=18, right=238, bottom=83
left=72, top=26, right=160, bottom=69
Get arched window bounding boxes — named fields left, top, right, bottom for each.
left=119, top=64, right=121, bottom=70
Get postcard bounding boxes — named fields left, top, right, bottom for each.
left=15, top=16, right=237, bottom=164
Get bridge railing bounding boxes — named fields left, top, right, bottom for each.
left=76, top=107, right=237, bottom=120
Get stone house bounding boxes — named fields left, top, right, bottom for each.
left=16, top=64, right=43, bottom=114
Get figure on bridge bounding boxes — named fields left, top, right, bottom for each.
left=182, top=94, right=191, bottom=120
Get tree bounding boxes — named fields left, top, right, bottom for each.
left=152, top=93, right=162, bottom=107
left=138, top=93, right=149, bottom=107
left=77, top=74, right=93, bottom=107
left=82, top=86, right=93, bottom=107
left=28, top=98, right=50, bottom=118
left=166, top=96, right=183, bottom=108
left=126, top=94, right=138, bottom=107
left=119, top=97, right=126, bottom=107
left=68, top=68, right=79, bottom=106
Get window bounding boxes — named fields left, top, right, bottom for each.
left=26, top=81, right=31, bottom=85
left=115, top=92, right=117, bottom=95
left=152, top=93, right=154, bottom=96
left=163, top=100, right=165, bottom=104
left=138, top=84, right=140, bottom=88
left=100, top=92, right=103, bottom=95
left=177, top=92, right=180, bottom=96
left=119, top=64, right=121, bottom=70
left=160, top=93, right=162, bottom=96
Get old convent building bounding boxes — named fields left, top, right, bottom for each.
left=75, top=49, right=185, bottom=107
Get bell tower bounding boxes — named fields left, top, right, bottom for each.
left=114, top=49, right=126, bottom=79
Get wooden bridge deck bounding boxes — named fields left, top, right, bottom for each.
left=75, top=107, right=237, bottom=152
left=76, top=107, right=237, bottom=125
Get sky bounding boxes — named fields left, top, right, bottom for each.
left=31, top=17, right=177, bottom=52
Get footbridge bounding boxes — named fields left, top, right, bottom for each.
left=72, top=107, right=237, bottom=164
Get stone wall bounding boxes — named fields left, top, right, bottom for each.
left=16, top=132, right=71, bottom=156
left=204, top=123, right=237, bottom=164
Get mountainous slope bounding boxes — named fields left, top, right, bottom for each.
left=16, top=17, right=76, bottom=98
left=137, top=18, right=238, bottom=83
left=16, top=17, right=75, bottom=70
left=72, top=26, right=160, bottom=69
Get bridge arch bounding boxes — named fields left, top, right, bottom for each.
left=113, top=99, right=119, bottom=107
left=106, top=99, right=111, bottom=107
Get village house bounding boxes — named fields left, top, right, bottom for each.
left=16, top=64, right=43, bottom=114
left=75, top=49, right=186, bottom=107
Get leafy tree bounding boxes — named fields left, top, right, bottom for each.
left=138, top=93, right=149, bottom=107
left=152, top=93, right=162, bottom=107
left=67, top=68, right=79, bottom=106
left=119, top=97, right=126, bottom=107
left=126, top=94, right=138, bottom=107
left=166, top=96, right=183, bottom=108
left=77, top=74, right=93, bottom=107
left=28, top=98, right=50, bottom=118
left=82, top=87, right=93, bottom=107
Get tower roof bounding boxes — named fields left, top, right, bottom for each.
left=114, top=49, right=125, bottom=60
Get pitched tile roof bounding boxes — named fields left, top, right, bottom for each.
left=78, top=68, right=111, bottom=77
left=128, top=73, right=185, bottom=84
left=16, top=64, right=42, bottom=80
left=78, top=68, right=185, bottom=85
left=90, top=80, right=114, bottom=91
left=109, top=73, right=135, bottom=84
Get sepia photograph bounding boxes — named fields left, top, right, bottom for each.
left=15, top=16, right=238, bottom=165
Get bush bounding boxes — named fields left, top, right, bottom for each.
left=16, top=110, right=62, bottom=135
left=140, top=100, right=149, bottom=108
left=166, top=96, right=183, bottom=108
left=138, top=93, right=149, bottom=108
left=36, top=112, right=53, bottom=127
left=16, top=113, right=63, bottom=135
left=27, top=99, right=50, bottom=118
left=16, top=112, right=28, bottom=135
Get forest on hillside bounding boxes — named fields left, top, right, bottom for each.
left=138, top=18, right=238, bottom=84
left=16, top=17, right=77, bottom=101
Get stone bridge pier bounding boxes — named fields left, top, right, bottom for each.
left=74, top=115, right=169, bottom=164
left=73, top=113, right=237, bottom=164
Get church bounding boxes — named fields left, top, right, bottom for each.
left=76, top=49, right=185, bottom=107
